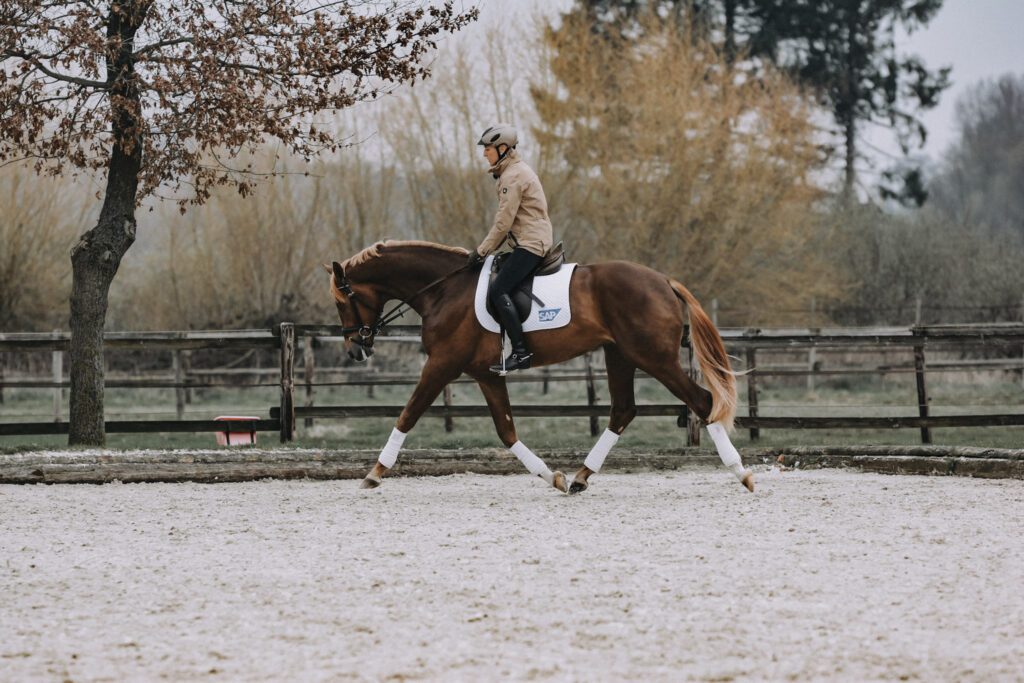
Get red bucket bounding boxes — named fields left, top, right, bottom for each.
left=214, top=416, right=260, bottom=446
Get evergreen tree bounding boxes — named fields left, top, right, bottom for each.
left=555, top=0, right=950, bottom=203
left=747, top=0, right=950, bottom=203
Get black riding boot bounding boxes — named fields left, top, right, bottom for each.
left=490, top=293, right=533, bottom=374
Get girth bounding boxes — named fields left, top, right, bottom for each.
left=485, top=242, right=566, bottom=323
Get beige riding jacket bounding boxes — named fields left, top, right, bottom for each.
left=476, top=151, right=553, bottom=258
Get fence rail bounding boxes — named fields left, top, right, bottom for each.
left=2, top=323, right=1024, bottom=444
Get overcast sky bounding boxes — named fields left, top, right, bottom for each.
left=892, top=0, right=1024, bottom=161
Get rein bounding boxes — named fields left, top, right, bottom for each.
left=335, top=263, right=472, bottom=347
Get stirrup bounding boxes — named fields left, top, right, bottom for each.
left=490, top=351, right=533, bottom=375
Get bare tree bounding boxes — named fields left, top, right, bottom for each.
left=829, top=203, right=1024, bottom=325
left=0, top=1, right=475, bottom=444
left=113, top=142, right=399, bottom=330
left=929, top=74, right=1024, bottom=237
left=0, top=166, right=91, bottom=331
left=380, top=27, right=550, bottom=249
left=532, top=12, right=835, bottom=321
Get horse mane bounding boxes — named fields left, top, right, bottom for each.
left=340, top=240, right=469, bottom=272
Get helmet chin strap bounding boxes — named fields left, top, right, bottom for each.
left=496, top=143, right=511, bottom=163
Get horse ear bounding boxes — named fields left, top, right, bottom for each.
left=331, top=261, right=345, bottom=283
left=321, top=263, right=332, bottom=274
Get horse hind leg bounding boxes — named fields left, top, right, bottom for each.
left=707, top=422, right=755, bottom=491
left=640, top=357, right=754, bottom=492
left=570, top=346, right=638, bottom=495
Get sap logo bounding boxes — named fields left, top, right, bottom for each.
left=538, top=308, right=561, bottom=322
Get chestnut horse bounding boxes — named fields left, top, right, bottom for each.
left=329, top=240, right=753, bottom=494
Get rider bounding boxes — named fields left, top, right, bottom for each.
left=466, top=123, right=554, bottom=374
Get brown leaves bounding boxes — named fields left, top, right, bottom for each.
left=0, top=0, right=477, bottom=206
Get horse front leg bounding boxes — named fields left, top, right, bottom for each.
left=361, top=359, right=459, bottom=489
left=476, top=376, right=567, bottom=493
left=571, top=345, right=638, bottom=494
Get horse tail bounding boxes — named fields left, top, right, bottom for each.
left=668, top=279, right=737, bottom=431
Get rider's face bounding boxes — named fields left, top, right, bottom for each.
left=482, top=145, right=499, bottom=165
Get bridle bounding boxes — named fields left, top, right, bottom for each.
left=333, top=274, right=380, bottom=348
left=334, top=262, right=473, bottom=349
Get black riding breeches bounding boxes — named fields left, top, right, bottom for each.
left=488, top=248, right=543, bottom=305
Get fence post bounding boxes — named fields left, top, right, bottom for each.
left=746, top=347, right=760, bottom=442
left=913, top=343, right=931, bottom=444
left=52, top=331, right=63, bottom=423
left=0, top=352, right=5, bottom=405
left=542, top=366, right=550, bottom=395
left=182, top=350, right=192, bottom=405
left=807, top=347, right=817, bottom=392
left=443, top=384, right=455, bottom=432
left=173, top=350, right=185, bottom=420
left=584, top=352, right=599, bottom=437
left=303, top=336, right=316, bottom=429
left=279, top=323, right=296, bottom=442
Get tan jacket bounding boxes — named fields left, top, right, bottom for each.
left=477, top=151, right=553, bottom=257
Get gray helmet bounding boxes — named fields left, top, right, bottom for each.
left=477, top=123, right=517, bottom=149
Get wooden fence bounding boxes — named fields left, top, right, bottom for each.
left=2, top=323, right=1024, bottom=445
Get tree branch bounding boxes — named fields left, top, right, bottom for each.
left=3, top=50, right=109, bottom=89
left=134, top=35, right=194, bottom=58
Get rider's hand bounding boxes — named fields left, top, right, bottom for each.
left=466, top=249, right=484, bottom=268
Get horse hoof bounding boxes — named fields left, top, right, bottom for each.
left=568, top=479, right=589, bottom=495
left=741, top=471, right=755, bottom=493
left=360, top=476, right=381, bottom=489
left=551, top=471, right=569, bottom=493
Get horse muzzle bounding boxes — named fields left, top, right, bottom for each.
left=347, top=342, right=373, bottom=362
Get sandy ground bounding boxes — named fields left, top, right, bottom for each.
left=1, top=467, right=1022, bottom=682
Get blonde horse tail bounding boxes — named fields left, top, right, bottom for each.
left=669, top=279, right=737, bottom=431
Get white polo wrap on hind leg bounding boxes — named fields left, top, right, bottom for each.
left=377, top=427, right=407, bottom=468
left=510, top=441, right=554, bottom=484
left=583, top=429, right=620, bottom=473
left=706, top=422, right=748, bottom=481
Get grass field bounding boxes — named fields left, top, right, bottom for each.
left=3, top=369, right=1023, bottom=452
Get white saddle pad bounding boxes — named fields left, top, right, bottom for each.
left=474, top=255, right=577, bottom=333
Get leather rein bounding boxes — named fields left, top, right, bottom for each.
left=334, top=263, right=472, bottom=348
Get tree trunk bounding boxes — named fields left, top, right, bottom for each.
left=67, top=3, right=146, bottom=445
left=724, top=0, right=737, bottom=65
left=842, top=5, right=859, bottom=203
left=843, top=111, right=857, bottom=202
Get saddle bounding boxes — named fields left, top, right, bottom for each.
left=485, top=242, right=566, bottom=323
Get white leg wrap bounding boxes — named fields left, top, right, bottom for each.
left=707, top=422, right=748, bottom=481
left=377, top=428, right=407, bottom=469
left=510, top=441, right=553, bottom=482
left=583, top=429, right=620, bottom=473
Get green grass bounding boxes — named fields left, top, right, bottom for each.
left=3, top=372, right=1023, bottom=452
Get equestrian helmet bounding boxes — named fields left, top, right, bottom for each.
left=477, top=123, right=518, bottom=149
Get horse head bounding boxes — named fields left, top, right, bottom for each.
left=328, top=260, right=384, bottom=362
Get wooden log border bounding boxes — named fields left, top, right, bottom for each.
left=1, top=445, right=1021, bottom=485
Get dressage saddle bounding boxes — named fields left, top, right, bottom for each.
left=484, top=242, right=566, bottom=323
